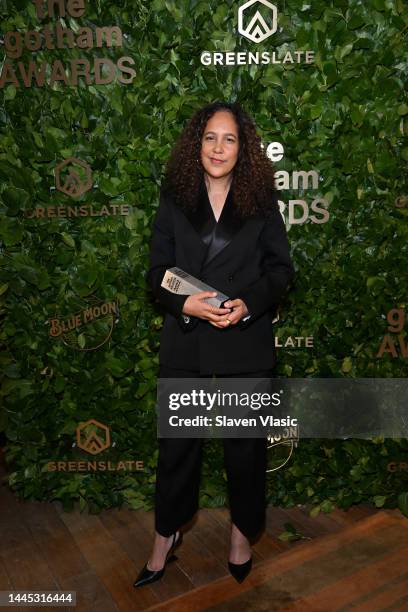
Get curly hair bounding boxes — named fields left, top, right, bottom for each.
left=163, top=101, right=276, bottom=218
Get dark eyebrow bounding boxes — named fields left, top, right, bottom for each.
left=204, top=131, right=237, bottom=137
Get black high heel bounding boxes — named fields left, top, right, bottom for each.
left=133, top=531, right=183, bottom=588
left=228, top=556, right=252, bottom=583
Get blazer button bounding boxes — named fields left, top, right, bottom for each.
left=228, top=274, right=234, bottom=282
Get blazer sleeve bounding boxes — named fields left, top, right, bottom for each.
left=237, top=192, right=295, bottom=328
left=146, top=189, right=198, bottom=332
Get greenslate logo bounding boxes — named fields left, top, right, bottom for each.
left=201, top=0, right=314, bottom=66
left=25, top=158, right=131, bottom=219
left=238, top=0, right=278, bottom=43
left=77, top=419, right=111, bottom=454
left=55, top=157, right=92, bottom=198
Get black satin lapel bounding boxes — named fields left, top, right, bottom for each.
left=203, top=187, right=245, bottom=265
left=181, top=181, right=246, bottom=267
left=182, top=180, right=213, bottom=240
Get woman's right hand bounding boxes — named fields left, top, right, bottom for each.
left=182, top=292, right=231, bottom=323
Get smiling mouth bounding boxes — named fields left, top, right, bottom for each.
left=210, top=158, right=225, bottom=163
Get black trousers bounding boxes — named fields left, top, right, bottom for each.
left=155, top=365, right=273, bottom=540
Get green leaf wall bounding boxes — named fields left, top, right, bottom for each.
left=0, top=0, right=407, bottom=515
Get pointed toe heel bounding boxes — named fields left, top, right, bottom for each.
left=133, top=563, right=164, bottom=588
left=133, top=532, right=183, bottom=588
left=228, top=556, right=252, bottom=583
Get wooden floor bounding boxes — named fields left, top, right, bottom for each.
left=0, top=462, right=406, bottom=611
left=152, top=511, right=407, bottom=612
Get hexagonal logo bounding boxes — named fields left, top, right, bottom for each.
left=76, top=419, right=111, bottom=455
left=238, top=0, right=278, bottom=44
left=55, top=157, right=92, bottom=198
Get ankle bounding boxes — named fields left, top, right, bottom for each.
left=231, top=525, right=249, bottom=544
left=147, top=532, right=178, bottom=570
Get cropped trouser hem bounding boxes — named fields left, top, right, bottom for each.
left=154, top=437, right=267, bottom=540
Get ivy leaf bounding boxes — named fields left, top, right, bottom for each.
left=4, top=86, right=17, bottom=100
left=310, top=505, right=321, bottom=518
left=398, top=492, right=408, bottom=517
left=341, top=357, right=352, bottom=373
left=2, top=187, right=29, bottom=215
left=77, top=334, right=86, bottom=349
left=373, top=495, right=387, bottom=508
left=0, top=217, right=23, bottom=246
left=61, top=233, right=76, bottom=249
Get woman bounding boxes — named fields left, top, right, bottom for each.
left=134, top=101, right=294, bottom=587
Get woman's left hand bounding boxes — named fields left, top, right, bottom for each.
left=209, top=299, right=249, bottom=329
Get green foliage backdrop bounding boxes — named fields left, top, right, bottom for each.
left=0, top=0, right=407, bottom=515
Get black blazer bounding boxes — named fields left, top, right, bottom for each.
left=147, top=181, right=295, bottom=375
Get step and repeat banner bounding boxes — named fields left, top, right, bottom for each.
left=0, top=1, right=407, bottom=515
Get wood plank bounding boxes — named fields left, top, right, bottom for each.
left=384, top=507, right=406, bottom=520
left=337, top=504, right=377, bottom=523
left=279, top=506, right=342, bottom=540
left=349, top=572, right=408, bottom=612
left=0, top=539, right=58, bottom=591
left=0, top=483, right=34, bottom=553
left=265, top=506, right=306, bottom=551
left=0, top=557, right=12, bottom=589
left=281, top=547, right=408, bottom=611
left=128, top=506, right=156, bottom=534
left=18, top=500, right=89, bottom=582
left=62, top=569, right=119, bottom=612
left=57, top=507, right=158, bottom=611
left=300, top=505, right=352, bottom=530
left=0, top=476, right=57, bottom=591
left=299, top=503, right=377, bottom=528
left=327, top=506, right=362, bottom=527
left=1, top=476, right=118, bottom=609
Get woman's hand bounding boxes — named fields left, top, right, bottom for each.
left=210, top=298, right=249, bottom=329
left=182, top=292, right=232, bottom=323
